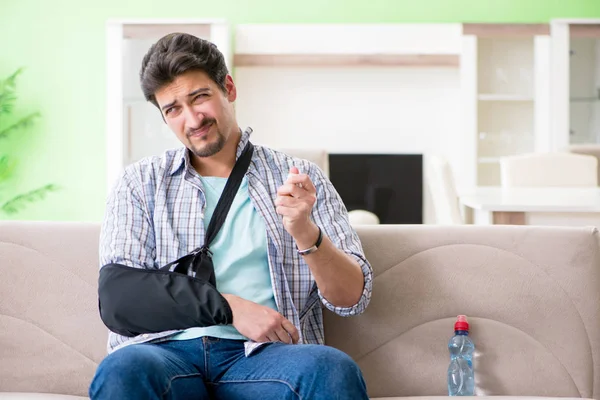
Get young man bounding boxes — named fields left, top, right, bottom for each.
left=90, top=32, right=373, bottom=399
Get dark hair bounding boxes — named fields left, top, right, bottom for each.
left=140, top=33, right=229, bottom=108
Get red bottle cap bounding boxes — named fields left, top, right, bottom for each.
left=454, top=315, right=469, bottom=332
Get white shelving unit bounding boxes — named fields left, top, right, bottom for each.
left=102, top=21, right=592, bottom=195
left=550, top=19, right=600, bottom=149
left=105, top=19, right=230, bottom=191
left=233, top=24, right=464, bottom=224
left=461, top=24, right=551, bottom=186
left=477, top=94, right=535, bottom=101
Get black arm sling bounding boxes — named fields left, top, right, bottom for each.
left=98, top=141, right=254, bottom=337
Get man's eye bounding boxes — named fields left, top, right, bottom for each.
left=193, top=94, right=207, bottom=102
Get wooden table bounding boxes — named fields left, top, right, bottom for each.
left=459, top=187, right=600, bottom=225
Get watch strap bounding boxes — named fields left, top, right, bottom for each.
left=297, top=226, right=323, bottom=256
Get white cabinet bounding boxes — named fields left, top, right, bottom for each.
left=461, top=25, right=551, bottom=186
left=550, top=19, right=600, bottom=149
left=105, top=19, right=230, bottom=191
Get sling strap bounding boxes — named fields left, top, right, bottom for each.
left=161, top=141, right=254, bottom=284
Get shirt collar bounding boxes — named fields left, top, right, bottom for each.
left=169, top=126, right=253, bottom=176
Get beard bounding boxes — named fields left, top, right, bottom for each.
left=186, top=119, right=227, bottom=158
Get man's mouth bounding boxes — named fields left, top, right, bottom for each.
left=188, top=123, right=213, bottom=138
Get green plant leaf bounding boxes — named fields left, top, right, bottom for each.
left=0, top=68, right=24, bottom=117
left=0, top=67, right=54, bottom=216
left=1, top=183, right=59, bottom=215
left=0, top=112, right=40, bottom=139
left=1, top=68, right=24, bottom=91
left=0, top=155, right=17, bottom=183
left=0, top=92, right=17, bottom=116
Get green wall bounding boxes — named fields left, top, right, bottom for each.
left=1, top=0, right=599, bottom=222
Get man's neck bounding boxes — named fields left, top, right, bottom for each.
left=190, top=129, right=242, bottom=178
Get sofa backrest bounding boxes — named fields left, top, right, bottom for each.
left=325, top=225, right=600, bottom=399
left=0, top=221, right=105, bottom=396
left=1, top=222, right=599, bottom=399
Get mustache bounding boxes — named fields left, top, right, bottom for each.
left=186, top=119, right=216, bottom=137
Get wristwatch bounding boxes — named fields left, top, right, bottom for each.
left=297, top=226, right=323, bottom=256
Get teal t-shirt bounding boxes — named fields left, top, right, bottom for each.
left=170, top=176, right=278, bottom=341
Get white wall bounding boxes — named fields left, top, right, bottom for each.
left=235, top=67, right=461, bottom=153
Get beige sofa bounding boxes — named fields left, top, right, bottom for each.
left=1, top=221, right=599, bottom=399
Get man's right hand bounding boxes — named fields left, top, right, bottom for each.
left=223, top=294, right=299, bottom=344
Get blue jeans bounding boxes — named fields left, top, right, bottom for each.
left=89, top=336, right=368, bottom=399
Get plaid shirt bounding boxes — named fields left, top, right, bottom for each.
left=99, top=127, right=373, bottom=355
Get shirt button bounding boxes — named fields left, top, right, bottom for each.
left=142, top=334, right=149, bottom=338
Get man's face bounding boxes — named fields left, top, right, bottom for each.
left=155, top=70, right=237, bottom=158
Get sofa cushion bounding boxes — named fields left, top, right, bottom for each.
left=325, top=225, right=600, bottom=398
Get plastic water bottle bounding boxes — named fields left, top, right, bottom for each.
left=447, top=315, right=475, bottom=396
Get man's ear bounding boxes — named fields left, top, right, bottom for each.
left=225, top=75, right=237, bottom=102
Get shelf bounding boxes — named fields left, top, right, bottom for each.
left=122, top=24, right=211, bottom=40
left=478, top=94, right=534, bottom=101
left=463, top=23, right=550, bottom=37
left=233, top=53, right=460, bottom=67
left=124, top=97, right=147, bottom=104
left=570, top=24, right=600, bottom=38
left=570, top=97, right=600, bottom=103
left=478, top=157, right=501, bottom=164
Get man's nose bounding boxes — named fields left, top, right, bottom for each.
left=183, top=106, right=203, bottom=129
